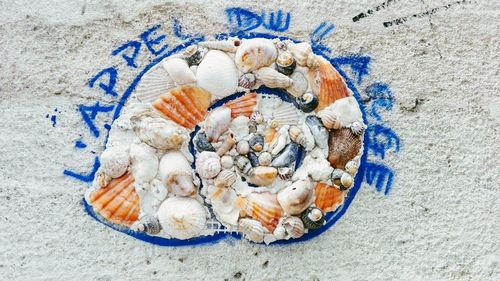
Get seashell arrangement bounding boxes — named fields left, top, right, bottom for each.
left=86, top=37, right=366, bottom=244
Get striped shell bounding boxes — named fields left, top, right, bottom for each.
left=157, top=197, right=207, bottom=240
left=236, top=192, right=283, bottom=232
left=315, top=57, right=350, bottom=112
left=314, top=182, right=345, bottom=213
left=328, top=128, right=362, bottom=169
left=282, top=216, right=305, bottom=239
left=135, top=65, right=176, bottom=103
left=318, top=97, right=363, bottom=128
left=89, top=172, right=140, bottom=226
left=238, top=218, right=266, bottom=243
left=224, top=92, right=257, bottom=118
left=152, top=85, right=212, bottom=129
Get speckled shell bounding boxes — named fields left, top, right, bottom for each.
left=204, top=107, right=232, bottom=142
left=314, top=182, right=345, bottom=213
left=254, top=67, right=293, bottom=88
left=277, top=179, right=315, bottom=215
left=89, top=172, right=140, bottom=226
left=135, top=64, right=176, bottom=103
left=100, top=145, right=129, bottom=179
left=282, top=216, right=305, bottom=238
left=224, top=92, right=257, bottom=118
left=315, top=57, right=350, bottom=112
left=235, top=38, right=278, bottom=72
left=159, top=151, right=196, bottom=196
left=157, top=197, right=207, bottom=240
left=195, top=151, right=221, bottom=179
left=152, top=85, right=212, bottom=129
left=196, top=50, right=239, bottom=98
left=162, top=58, right=197, bottom=85
left=236, top=192, right=283, bottom=232
left=238, top=218, right=266, bottom=243
left=129, top=143, right=158, bottom=185
left=328, top=128, right=362, bottom=169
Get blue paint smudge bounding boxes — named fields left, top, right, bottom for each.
left=74, top=140, right=87, bottom=149
left=63, top=156, right=100, bottom=183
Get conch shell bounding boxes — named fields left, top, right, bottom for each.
left=235, top=38, right=277, bottom=72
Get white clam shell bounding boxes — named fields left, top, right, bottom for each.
left=100, top=145, right=130, bottom=179
left=254, top=67, right=293, bottom=88
left=205, top=107, right=232, bottom=142
left=129, top=143, right=158, bottom=184
left=235, top=38, right=277, bottom=72
left=162, top=58, right=196, bottom=85
left=135, top=64, right=176, bottom=103
left=158, top=151, right=196, bottom=196
left=277, top=179, right=315, bottom=215
left=196, top=50, right=239, bottom=98
left=157, top=197, right=207, bottom=239
left=195, top=151, right=221, bottom=179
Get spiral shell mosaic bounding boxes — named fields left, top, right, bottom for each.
left=86, top=37, right=366, bottom=244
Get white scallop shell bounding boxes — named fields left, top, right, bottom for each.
left=317, top=96, right=363, bottom=127
left=238, top=218, right=266, bottom=243
left=204, top=107, right=232, bottom=142
left=277, top=179, right=315, bottom=215
left=254, top=67, right=293, bottom=88
left=157, top=197, right=207, bottom=239
left=129, top=143, right=158, bottom=185
left=235, top=38, right=277, bottom=72
left=135, top=65, right=176, bottom=103
left=196, top=50, right=239, bottom=98
left=258, top=95, right=300, bottom=126
left=158, top=151, right=196, bottom=196
left=100, top=145, right=130, bottom=179
left=162, top=58, right=197, bottom=85
left=195, top=151, right=221, bottom=179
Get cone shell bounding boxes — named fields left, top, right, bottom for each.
left=152, top=85, right=212, bottom=129
left=328, top=128, right=362, bottom=169
left=236, top=192, right=283, bottom=232
left=135, top=65, right=176, bottom=103
left=254, top=67, right=293, bottom=88
left=224, top=92, right=257, bottom=118
left=315, top=57, right=350, bottom=112
left=314, top=182, right=345, bottom=213
left=157, top=197, right=207, bottom=240
left=235, top=38, right=277, bottom=72
left=196, top=50, right=239, bottom=98
left=89, top=172, right=140, bottom=226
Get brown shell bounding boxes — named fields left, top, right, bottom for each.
left=89, top=172, right=140, bottom=226
left=152, top=85, right=212, bottom=129
left=224, top=92, right=257, bottom=118
left=315, top=57, right=350, bottom=112
left=328, top=128, right=362, bottom=169
left=314, top=183, right=345, bottom=213
left=236, top=192, right=283, bottom=232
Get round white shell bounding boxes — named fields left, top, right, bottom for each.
left=157, top=197, right=207, bottom=239
left=195, top=151, right=221, bottom=179
left=100, top=145, right=130, bottom=178
left=196, top=50, right=239, bottom=98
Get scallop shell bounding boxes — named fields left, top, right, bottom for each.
left=277, top=179, right=315, bottom=215
left=282, top=216, right=305, bottom=239
left=131, top=215, right=161, bottom=235
left=204, top=107, right=232, bottom=142
left=269, top=100, right=300, bottom=126
left=162, top=58, right=197, bottom=85
left=130, top=109, right=188, bottom=150
left=196, top=50, right=239, bottom=98
left=199, top=38, right=241, bottom=53
left=152, top=85, right=212, bottom=129
left=210, top=185, right=239, bottom=226
left=314, top=182, right=345, bottom=213
left=230, top=116, right=250, bottom=141
left=287, top=42, right=319, bottom=68
left=315, top=57, right=350, bottom=111
left=88, top=172, right=140, bottom=226
left=157, top=197, right=207, bottom=239
left=318, top=97, right=363, bottom=127
left=317, top=110, right=341, bottom=130
left=287, top=71, right=308, bottom=97
left=254, top=67, right=293, bottom=88
left=235, top=38, right=278, bottom=72
left=129, top=143, right=158, bottom=185
left=238, top=218, right=266, bottom=243
left=328, top=128, right=362, bottom=169
left=135, top=65, right=176, bottom=103
left=100, top=145, right=129, bottom=179
left=224, top=92, right=257, bottom=118
left=196, top=151, right=222, bottom=179
left=248, top=166, right=278, bottom=186
left=159, top=151, right=197, bottom=196
left=236, top=192, right=283, bottom=231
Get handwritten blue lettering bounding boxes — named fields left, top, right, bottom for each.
left=79, top=102, right=114, bottom=138
left=140, top=25, right=168, bottom=56
left=89, top=67, right=118, bottom=97
left=261, top=10, right=291, bottom=32
left=366, top=124, right=400, bottom=159
left=364, top=161, right=394, bottom=195
left=63, top=156, right=100, bottom=183
left=111, top=40, right=141, bottom=68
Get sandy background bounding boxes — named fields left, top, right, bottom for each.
left=0, top=0, right=499, bottom=280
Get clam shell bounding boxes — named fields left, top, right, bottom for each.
left=195, top=151, right=221, bottom=179
left=236, top=192, right=283, bottom=231
left=318, top=97, right=363, bottom=127
left=249, top=134, right=265, bottom=152
left=210, top=185, right=239, bottom=226
left=129, top=143, right=158, bottom=185
left=152, top=85, right=212, bottom=129
left=196, top=50, right=239, bottom=98
left=314, top=182, right=345, bottom=213
left=328, top=128, right=362, bottom=169
left=277, top=179, right=315, bottom=215
left=135, top=64, right=176, bottom=103
left=157, top=197, right=207, bottom=239
left=235, top=38, right=277, bottom=72
left=204, top=107, right=232, bottom=142
left=287, top=42, right=318, bottom=68
left=130, top=109, right=188, bottom=150
left=254, top=67, right=293, bottom=88
left=238, top=218, right=266, bottom=243
left=315, top=57, right=350, bottom=111
left=162, top=58, right=197, bottom=85
left=224, top=92, right=257, bottom=118
left=248, top=166, right=278, bottom=186
left=199, top=38, right=241, bottom=53
left=159, top=151, right=197, bottom=196
left=89, top=172, right=140, bottom=226
left=100, top=145, right=129, bottom=179
left=282, top=216, right=305, bottom=239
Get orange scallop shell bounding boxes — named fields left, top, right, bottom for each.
left=315, top=57, right=350, bottom=112
left=224, top=92, right=257, bottom=118
left=236, top=192, right=283, bottom=232
left=314, top=182, right=345, bottom=213
left=328, top=128, right=362, bottom=169
left=152, top=85, right=212, bottom=129
left=89, top=172, right=140, bottom=226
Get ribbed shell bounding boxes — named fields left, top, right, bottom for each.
left=315, top=57, right=350, bottom=112
left=314, top=183, right=345, bottom=213
left=224, top=92, right=257, bottom=118
left=236, top=192, right=283, bottom=232
left=135, top=65, right=176, bottom=103
left=157, top=197, right=207, bottom=240
left=254, top=67, right=293, bottom=88
left=328, top=128, right=362, bottom=169
left=152, top=85, right=212, bottom=129
left=89, top=172, right=140, bottom=226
